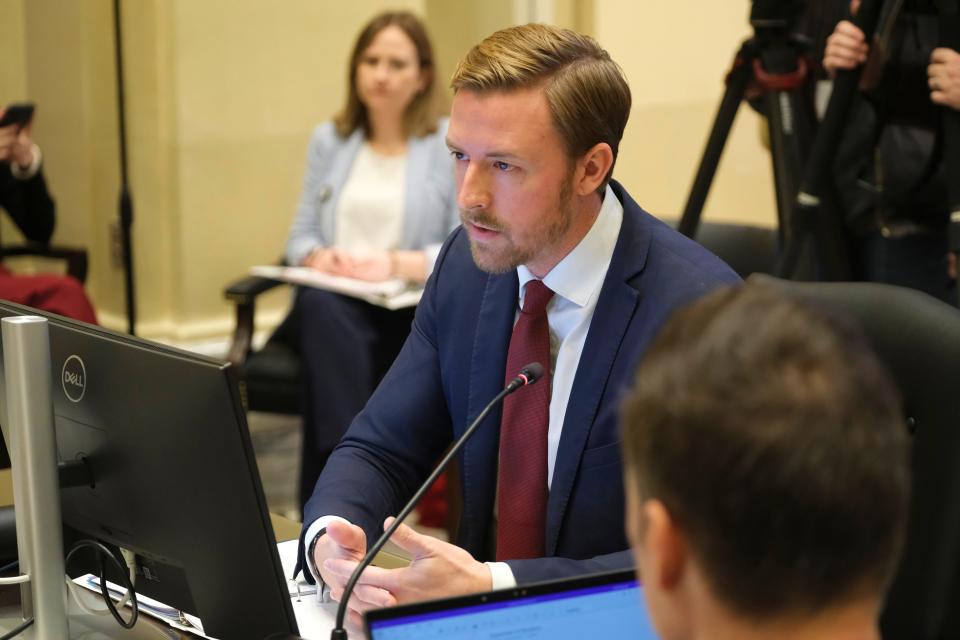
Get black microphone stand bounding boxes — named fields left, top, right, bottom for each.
left=112, top=0, right=136, bottom=335
left=329, top=363, right=545, bottom=639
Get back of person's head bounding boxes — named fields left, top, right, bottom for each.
left=620, top=282, right=909, bottom=637
left=335, top=10, right=438, bottom=138
left=450, top=23, right=631, bottom=190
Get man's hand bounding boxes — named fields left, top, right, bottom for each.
left=823, top=20, right=868, bottom=76
left=313, top=520, right=395, bottom=627
left=929, top=48, right=960, bottom=110
left=0, top=110, right=34, bottom=168
left=324, top=517, right=492, bottom=610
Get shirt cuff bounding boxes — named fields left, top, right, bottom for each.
left=303, top=515, right=351, bottom=603
left=485, top=562, right=518, bottom=591
left=10, top=144, right=41, bottom=180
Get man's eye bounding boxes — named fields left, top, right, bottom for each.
left=450, top=151, right=466, bottom=161
left=494, top=161, right=511, bottom=171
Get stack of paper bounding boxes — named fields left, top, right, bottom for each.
left=250, top=266, right=422, bottom=310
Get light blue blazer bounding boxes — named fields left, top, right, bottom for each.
left=284, top=118, right=459, bottom=271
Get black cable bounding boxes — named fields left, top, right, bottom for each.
left=0, top=617, right=33, bottom=640
left=65, top=539, right=138, bottom=629
left=0, top=560, right=18, bottom=576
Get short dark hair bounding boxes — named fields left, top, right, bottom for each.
left=450, top=23, right=631, bottom=192
left=620, top=282, right=909, bottom=617
left=335, top=11, right=439, bottom=139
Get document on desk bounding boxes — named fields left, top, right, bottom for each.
left=73, top=574, right=208, bottom=637
left=250, top=265, right=423, bottom=310
left=73, top=541, right=395, bottom=640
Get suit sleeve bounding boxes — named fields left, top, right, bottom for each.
left=505, top=550, right=635, bottom=584
left=296, top=233, right=458, bottom=571
left=0, top=165, right=55, bottom=244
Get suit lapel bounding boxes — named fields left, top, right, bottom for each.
left=544, top=183, right=650, bottom=555
left=461, top=271, right=517, bottom=555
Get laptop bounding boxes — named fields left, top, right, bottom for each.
left=364, top=569, right=658, bottom=639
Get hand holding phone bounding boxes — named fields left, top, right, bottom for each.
left=0, top=103, right=37, bottom=167
left=0, top=103, right=35, bottom=130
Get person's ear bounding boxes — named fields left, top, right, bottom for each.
left=644, top=500, right=687, bottom=590
left=574, top=142, right=614, bottom=196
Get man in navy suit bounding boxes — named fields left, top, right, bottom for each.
left=298, top=23, right=740, bottom=621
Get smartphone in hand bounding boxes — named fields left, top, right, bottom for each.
left=0, top=103, right=36, bottom=129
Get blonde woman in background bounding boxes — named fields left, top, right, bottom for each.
left=284, top=11, right=457, bottom=510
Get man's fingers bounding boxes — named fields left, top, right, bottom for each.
left=835, top=20, right=866, bottom=41
left=328, top=583, right=396, bottom=612
left=352, top=583, right=397, bottom=609
left=384, top=516, right=435, bottom=558
left=325, top=520, right=366, bottom=555
left=931, top=48, right=959, bottom=65
left=347, top=564, right=404, bottom=592
left=323, top=557, right=361, bottom=580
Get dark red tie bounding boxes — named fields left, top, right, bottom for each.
left=496, top=279, right=554, bottom=561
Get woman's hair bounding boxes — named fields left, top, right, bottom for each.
left=334, top=11, right=440, bottom=138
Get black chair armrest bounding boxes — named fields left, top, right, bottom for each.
left=224, top=274, right=287, bottom=303
left=223, top=274, right=289, bottom=368
left=0, top=242, right=89, bottom=283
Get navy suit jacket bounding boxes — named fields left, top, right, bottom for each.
left=299, top=181, right=740, bottom=583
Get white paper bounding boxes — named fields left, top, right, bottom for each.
left=250, top=265, right=422, bottom=310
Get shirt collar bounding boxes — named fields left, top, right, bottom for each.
left=517, top=184, right=623, bottom=308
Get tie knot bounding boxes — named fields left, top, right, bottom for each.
left=521, top=280, right=554, bottom=315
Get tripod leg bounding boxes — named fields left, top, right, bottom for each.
left=766, top=89, right=803, bottom=242
left=678, top=60, right=752, bottom=238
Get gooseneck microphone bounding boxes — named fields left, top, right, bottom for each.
left=330, top=362, right=545, bottom=639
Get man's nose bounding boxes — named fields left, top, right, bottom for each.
left=457, top=164, right=491, bottom=211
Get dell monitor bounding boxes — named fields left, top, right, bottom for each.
left=0, top=301, right=298, bottom=639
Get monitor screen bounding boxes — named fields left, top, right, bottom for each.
left=0, top=302, right=298, bottom=639
left=365, top=569, right=657, bottom=640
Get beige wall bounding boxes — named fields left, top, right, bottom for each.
left=4, top=1, right=776, bottom=346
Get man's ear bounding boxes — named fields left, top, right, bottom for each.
left=574, top=142, right=614, bottom=196
left=644, top=500, right=687, bottom=590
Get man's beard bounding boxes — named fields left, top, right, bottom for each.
left=462, top=177, right=575, bottom=275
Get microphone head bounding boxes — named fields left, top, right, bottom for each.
left=519, top=362, right=545, bottom=385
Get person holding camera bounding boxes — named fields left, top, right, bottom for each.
left=0, top=105, right=97, bottom=323
left=822, top=0, right=958, bottom=303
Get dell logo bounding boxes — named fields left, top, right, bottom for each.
left=62, top=355, right=86, bottom=403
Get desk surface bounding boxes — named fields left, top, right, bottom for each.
left=0, top=513, right=353, bottom=640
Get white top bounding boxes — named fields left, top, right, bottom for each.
left=306, top=185, right=624, bottom=594
left=334, top=143, right=406, bottom=252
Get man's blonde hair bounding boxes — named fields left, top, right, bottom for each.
left=451, top=23, right=631, bottom=190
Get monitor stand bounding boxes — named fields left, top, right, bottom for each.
left=1, top=316, right=69, bottom=637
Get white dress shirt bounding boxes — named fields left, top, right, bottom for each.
left=486, top=185, right=623, bottom=589
left=306, top=185, right=624, bottom=593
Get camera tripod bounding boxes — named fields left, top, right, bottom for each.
left=678, top=1, right=823, bottom=279
left=680, top=0, right=893, bottom=281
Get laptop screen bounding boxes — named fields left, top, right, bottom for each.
left=365, top=570, right=658, bottom=639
